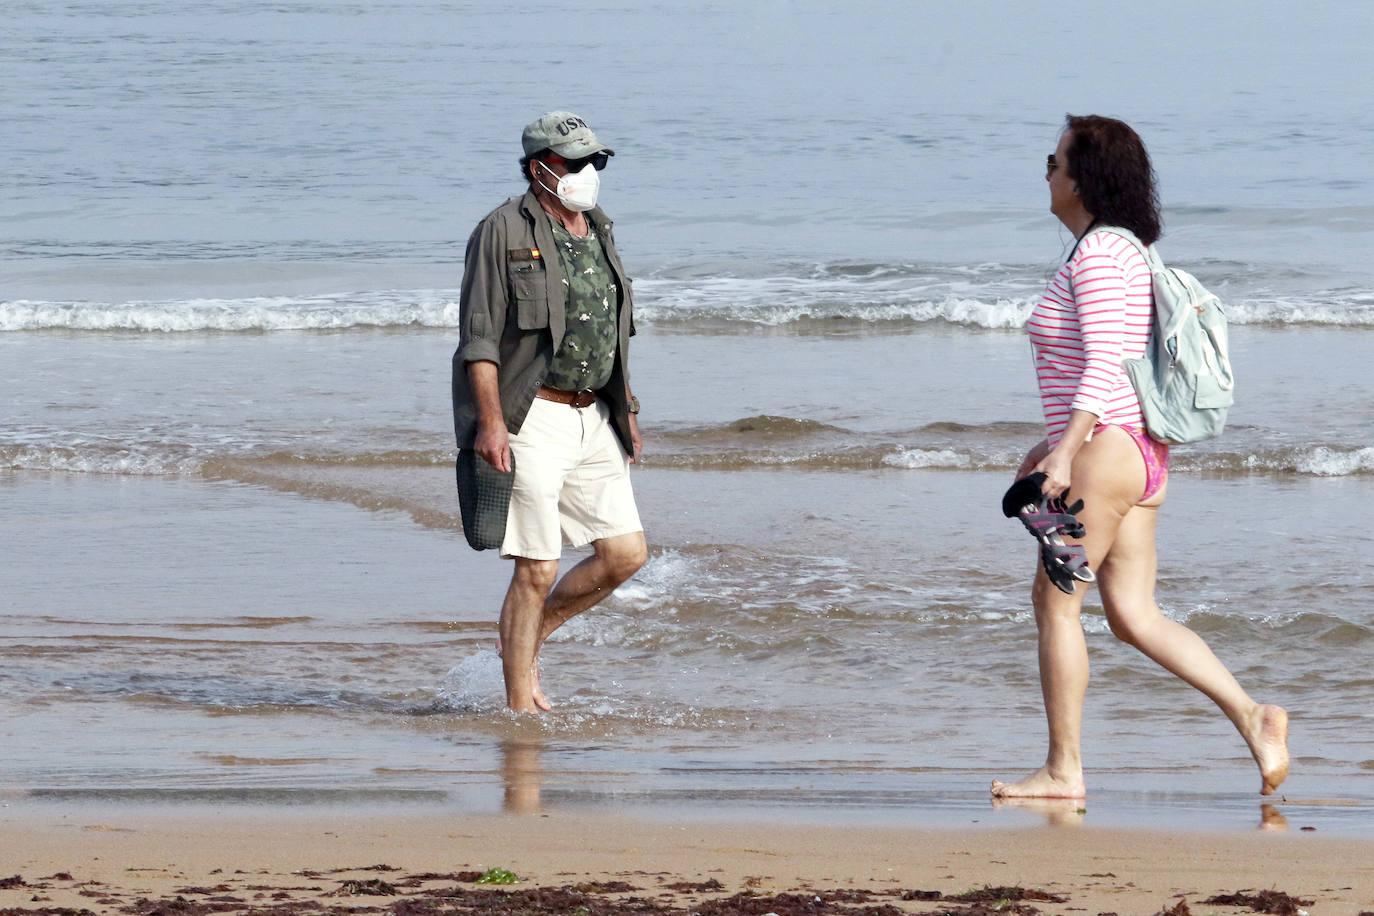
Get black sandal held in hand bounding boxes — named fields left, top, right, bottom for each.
left=1002, top=471, right=1096, bottom=595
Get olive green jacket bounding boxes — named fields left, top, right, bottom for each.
left=451, top=190, right=636, bottom=454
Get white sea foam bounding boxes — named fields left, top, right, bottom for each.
left=632, top=269, right=1374, bottom=329
left=8, top=439, right=1373, bottom=479
left=634, top=273, right=1036, bottom=329
left=435, top=652, right=505, bottom=712
left=3, top=273, right=1371, bottom=333
left=637, top=290, right=1374, bottom=329
left=605, top=550, right=702, bottom=608
left=1185, top=446, right=1374, bottom=476
left=1225, top=297, right=1374, bottom=327
left=1293, top=446, right=1374, bottom=476
left=0, top=292, right=461, bottom=332
left=0, top=445, right=204, bottom=475
left=882, top=447, right=978, bottom=469
left=546, top=551, right=704, bottom=649
left=1159, top=602, right=1304, bottom=630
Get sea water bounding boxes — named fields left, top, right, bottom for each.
left=2, top=0, right=1372, bottom=833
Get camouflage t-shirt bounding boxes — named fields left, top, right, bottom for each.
left=544, top=220, right=619, bottom=391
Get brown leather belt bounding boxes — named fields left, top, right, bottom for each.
left=536, top=386, right=597, bottom=409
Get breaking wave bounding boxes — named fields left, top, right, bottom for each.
left=6, top=427, right=1371, bottom=478
left=3, top=260, right=1369, bottom=332
left=0, top=291, right=461, bottom=332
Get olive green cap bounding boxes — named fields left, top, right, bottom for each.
left=521, top=111, right=615, bottom=158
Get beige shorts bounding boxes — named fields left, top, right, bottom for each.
left=501, top=397, right=642, bottom=560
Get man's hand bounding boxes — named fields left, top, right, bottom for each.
left=628, top=413, right=643, bottom=463
left=475, top=418, right=512, bottom=472
left=466, top=360, right=510, bottom=470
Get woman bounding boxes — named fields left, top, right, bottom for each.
left=991, top=115, right=1289, bottom=799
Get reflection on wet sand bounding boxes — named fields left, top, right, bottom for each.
left=1260, top=803, right=1288, bottom=831
left=501, top=739, right=544, bottom=814
left=990, top=796, right=1085, bottom=827
left=992, top=797, right=1293, bottom=833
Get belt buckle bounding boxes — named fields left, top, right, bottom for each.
left=572, top=389, right=596, bottom=409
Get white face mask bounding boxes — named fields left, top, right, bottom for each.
left=537, top=160, right=600, bottom=212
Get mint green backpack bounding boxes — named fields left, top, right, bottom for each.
left=1094, top=226, right=1235, bottom=444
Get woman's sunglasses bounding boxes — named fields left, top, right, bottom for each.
left=545, top=150, right=611, bottom=172
left=1046, top=154, right=1059, bottom=176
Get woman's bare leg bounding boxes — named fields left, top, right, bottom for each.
left=992, top=429, right=1139, bottom=798
left=1098, top=506, right=1289, bottom=794
left=990, top=568, right=1091, bottom=798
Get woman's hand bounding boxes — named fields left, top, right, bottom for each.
left=1033, top=446, right=1074, bottom=500
left=1032, top=410, right=1098, bottom=499
left=1016, top=439, right=1050, bottom=480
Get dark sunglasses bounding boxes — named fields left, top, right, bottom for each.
left=545, top=150, right=611, bottom=172
left=1046, top=153, right=1059, bottom=176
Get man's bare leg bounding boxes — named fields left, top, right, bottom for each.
left=498, top=557, right=558, bottom=713
left=521, top=532, right=647, bottom=708
left=500, top=533, right=646, bottom=713
left=494, top=637, right=552, bottom=713
left=538, top=531, right=648, bottom=646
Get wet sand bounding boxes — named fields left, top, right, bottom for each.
left=4, top=808, right=1374, bottom=916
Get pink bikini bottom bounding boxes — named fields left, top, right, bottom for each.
left=1098, top=423, right=1169, bottom=502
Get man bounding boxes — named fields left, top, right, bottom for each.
left=452, top=111, right=647, bottom=713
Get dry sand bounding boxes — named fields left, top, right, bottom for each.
left=3, top=806, right=1373, bottom=916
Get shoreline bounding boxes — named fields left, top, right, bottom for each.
left=10, top=777, right=1374, bottom=839
left=4, top=808, right=1374, bottom=916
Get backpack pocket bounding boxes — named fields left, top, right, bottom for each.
left=1193, top=373, right=1235, bottom=409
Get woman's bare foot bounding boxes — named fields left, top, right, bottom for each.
left=990, top=765, right=1085, bottom=799
left=1247, top=704, right=1289, bottom=795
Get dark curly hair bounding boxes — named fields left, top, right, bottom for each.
left=519, top=149, right=553, bottom=182
left=1064, top=114, right=1162, bottom=245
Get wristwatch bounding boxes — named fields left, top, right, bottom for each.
left=628, top=396, right=641, bottom=415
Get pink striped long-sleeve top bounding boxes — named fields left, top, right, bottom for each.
left=1027, top=229, right=1154, bottom=446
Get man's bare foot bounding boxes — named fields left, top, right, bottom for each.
left=530, top=658, right=552, bottom=712
left=990, top=765, right=1085, bottom=799
left=496, top=639, right=552, bottom=712
left=1248, top=704, right=1289, bottom=795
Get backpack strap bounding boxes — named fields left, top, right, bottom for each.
left=1101, top=225, right=1236, bottom=395
left=1085, top=224, right=1163, bottom=270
